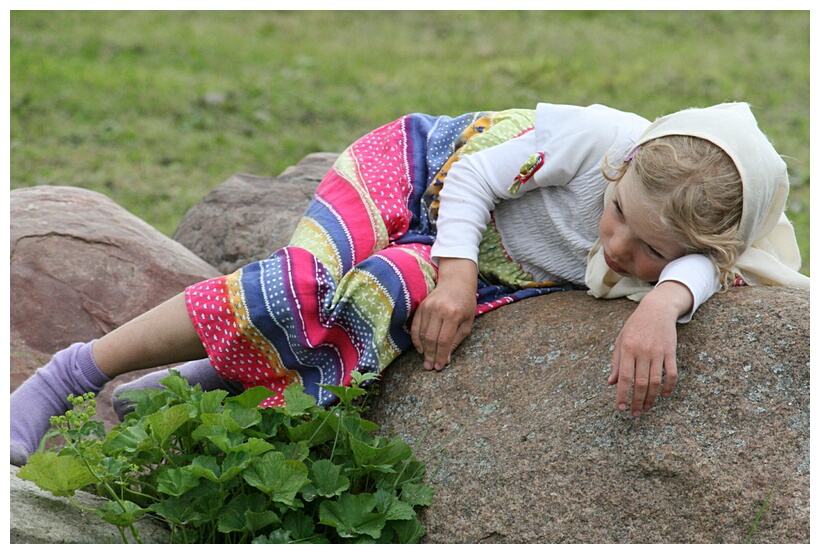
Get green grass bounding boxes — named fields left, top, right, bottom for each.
left=10, top=10, right=809, bottom=272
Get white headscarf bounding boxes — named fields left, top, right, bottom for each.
left=586, top=102, right=808, bottom=300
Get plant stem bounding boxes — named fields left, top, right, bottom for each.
left=745, top=486, right=774, bottom=543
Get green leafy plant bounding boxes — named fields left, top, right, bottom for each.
left=18, top=372, right=433, bottom=544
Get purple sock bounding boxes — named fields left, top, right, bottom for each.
left=112, top=358, right=244, bottom=421
left=10, top=341, right=110, bottom=466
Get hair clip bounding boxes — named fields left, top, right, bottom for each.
left=625, top=145, right=641, bottom=162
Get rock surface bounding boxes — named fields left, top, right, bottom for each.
left=10, top=465, right=170, bottom=544
left=9, top=155, right=810, bottom=543
left=173, top=153, right=338, bottom=274
left=10, top=185, right=220, bottom=430
left=366, top=286, right=810, bottom=543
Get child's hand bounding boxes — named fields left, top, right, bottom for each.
left=411, top=258, right=478, bottom=371
left=608, top=281, right=693, bottom=417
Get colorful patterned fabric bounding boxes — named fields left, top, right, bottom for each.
left=185, top=110, right=574, bottom=407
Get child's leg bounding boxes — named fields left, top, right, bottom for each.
left=10, top=292, right=206, bottom=466
left=112, top=358, right=244, bottom=421
left=91, top=292, right=207, bottom=378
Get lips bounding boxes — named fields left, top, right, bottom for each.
left=604, top=252, right=628, bottom=275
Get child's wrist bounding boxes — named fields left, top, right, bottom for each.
left=646, top=280, right=694, bottom=319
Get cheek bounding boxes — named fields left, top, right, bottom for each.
left=597, top=210, right=612, bottom=238
left=635, top=256, right=668, bottom=282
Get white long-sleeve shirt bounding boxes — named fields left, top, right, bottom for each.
left=430, top=103, right=720, bottom=322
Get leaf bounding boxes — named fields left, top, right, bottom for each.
left=196, top=389, right=229, bottom=415
left=157, top=372, right=194, bottom=400
left=227, top=404, right=262, bottom=429
left=187, top=455, right=221, bottom=481
left=286, top=412, right=336, bottom=446
left=281, top=510, right=316, bottom=541
left=400, top=483, right=435, bottom=507
left=17, top=451, right=97, bottom=497
left=150, top=496, right=196, bottom=526
left=151, top=480, right=223, bottom=526
left=156, top=467, right=201, bottom=496
left=388, top=518, right=427, bottom=544
left=254, top=409, right=287, bottom=437
left=350, top=435, right=412, bottom=468
left=192, top=423, right=248, bottom=453
left=274, top=440, right=309, bottom=462
left=373, top=488, right=415, bottom=521
left=221, top=450, right=252, bottom=482
left=185, top=451, right=256, bottom=486
left=104, top=424, right=151, bottom=453
left=218, top=493, right=280, bottom=534
left=350, top=371, right=380, bottom=387
left=282, top=384, right=317, bottom=417
left=309, top=460, right=350, bottom=498
left=245, top=508, right=280, bottom=534
left=199, top=411, right=244, bottom=434
left=95, top=499, right=146, bottom=527
left=236, top=437, right=275, bottom=457
left=146, top=403, right=193, bottom=444
left=341, top=413, right=381, bottom=439
left=318, top=493, right=386, bottom=539
left=320, top=384, right=366, bottom=405
left=227, top=385, right=278, bottom=409
left=242, top=451, right=309, bottom=506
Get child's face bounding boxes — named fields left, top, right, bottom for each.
left=598, top=169, right=688, bottom=282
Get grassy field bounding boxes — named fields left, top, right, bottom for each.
left=10, top=11, right=810, bottom=273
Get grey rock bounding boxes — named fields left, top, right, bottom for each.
left=367, top=286, right=810, bottom=543
left=173, top=153, right=339, bottom=274
left=10, top=465, right=171, bottom=544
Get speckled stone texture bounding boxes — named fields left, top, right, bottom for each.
left=366, top=286, right=809, bottom=543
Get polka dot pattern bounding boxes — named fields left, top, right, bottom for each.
left=184, top=110, right=572, bottom=408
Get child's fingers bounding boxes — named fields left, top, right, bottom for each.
left=643, top=358, right=664, bottom=411
left=660, top=355, right=678, bottom=399
left=430, top=318, right=465, bottom=371
left=608, top=335, right=622, bottom=385
left=615, top=355, right=635, bottom=413
left=629, top=358, right=651, bottom=417
left=420, top=319, right=445, bottom=371
left=410, top=309, right=424, bottom=353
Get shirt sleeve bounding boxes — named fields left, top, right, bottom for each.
left=430, top=130, right=538, bottom=265
left=656, top=253, right=721, bottom=323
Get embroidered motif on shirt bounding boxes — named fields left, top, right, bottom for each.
left=509, top=152, right=545, bottom=195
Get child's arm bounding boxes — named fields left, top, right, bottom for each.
left=609, top=254, right=720, bottom=416
left=608, top=280, right=693, bottom=417
left=410, top=257, right=478, bottom=371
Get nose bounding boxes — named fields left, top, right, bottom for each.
left=609, top=229, right=631, bottom=262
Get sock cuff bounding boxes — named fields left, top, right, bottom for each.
left=75, top=340, right=111, bottom=390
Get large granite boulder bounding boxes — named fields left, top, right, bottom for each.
left=9, top=155, right=809, bottom=543
left=10, top=185, right=220, bottom=429
left=366, top=286, right=809, bottom=543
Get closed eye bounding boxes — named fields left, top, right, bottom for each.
left=646, top=244, right=665, bottom=259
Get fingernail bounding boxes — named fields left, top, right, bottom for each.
left=618, top=403, right=627, bottom=411
left=632, top=410, right=642, bottom=418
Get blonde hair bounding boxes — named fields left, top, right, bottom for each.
left=604, top=136, right=744, bottom=287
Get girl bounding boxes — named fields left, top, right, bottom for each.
left=10, top=102, right=807, bottom=467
